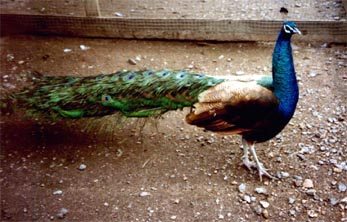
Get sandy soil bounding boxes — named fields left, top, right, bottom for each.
left=1, top=0, right=346, bottom=21
left=0, top=35, right=346, bottom=221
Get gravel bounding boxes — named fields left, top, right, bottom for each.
left=259, top=200, right=270, bottom=209
left=53, top=190, right=63, bottom=195
left=302, top=179, right=314, bottom=188
left=288, top=197, right=296, bottom=204
left=338, top=183, right=347, bottom=192
left=255, top=187, right=267, bottom=195
left=56, top=208, right=68, bottom=219
left=78, top=164, right=87, bottom=171
left=139, top=191, right=151, bottom=197
left=238, top=183, right=246, bottom=193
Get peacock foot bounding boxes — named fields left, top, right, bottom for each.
left=255, top=162, right=277, bottom=182
left=241, top=156, right=258, bottom=171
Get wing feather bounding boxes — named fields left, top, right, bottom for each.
left=186, top=79, right=279, bottom=134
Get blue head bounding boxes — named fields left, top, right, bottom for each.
left=281, top=21, right=301, bottom=37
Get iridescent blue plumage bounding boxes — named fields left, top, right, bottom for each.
left=272, top=21, right=299, bottom=121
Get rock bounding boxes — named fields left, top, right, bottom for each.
left=78, top=164, right=87, bottom=171
left=262, top=209, right=269, bottom=219
left=139, top=191, right=151, bottom=197
left=218, top=214, right=224, bottom=219
left=307, top=210, right=318, bottom=218
left=303, top=179, right=314, bottom=188
left=79, top=45, right=90, bottom=51
left=56, top=208, right=68, bottom=219
left=338, top=182, right=347, bottom=192
left=236, top=71, right=244, bottom=75
left=255, top=187, right=267, bottom=194
left=116, top=149, right=123, bottom=157
left=114, top=12, right=124, bottom=17
left=6, top=54, right=14, bottom=61
left=238, top=183, right=246, bottom=193
left=135, top=56, right=141, bottom=61
left=53, top=190, right=63, bottom=195
left=329, top=197, right=339, bottom=206
left=279, top=171, right=290, bottom=178
left=243, top=195, right=251, bottom=203
left=170, top=215, right=177, bottom=220
left=128, top=58, right=137, bottom=65
left=340, top=197, right=347, bottom=203
left=63, top=48, right=72, bottom=53
left=253, top=205, right=263, bottom=215
left=293, top=177, right=303, bottom=187
left=259, top=200, right=270, bottom=209
left=305, top=189, right=316, bottom=196
left=288, top=197, right=296, bottom=204
left=289, top=209, right=296, bottom=217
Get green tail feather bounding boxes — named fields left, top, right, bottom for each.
left=13, top=70, right=224, bottom=119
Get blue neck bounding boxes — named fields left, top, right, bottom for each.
left=272, top=31, right=299, bottom=120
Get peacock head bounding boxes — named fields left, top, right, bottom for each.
left=282, top=21, right=301, bottom=36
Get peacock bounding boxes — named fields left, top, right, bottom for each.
left=1, top=21, right=301, bottom=180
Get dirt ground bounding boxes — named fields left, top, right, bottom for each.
left=0, top=35, right=346, bottom=222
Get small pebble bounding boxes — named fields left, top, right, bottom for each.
left=114, top=12, right=124, bottom=17
left=7, top=54, right=14, bottom=61
left=238, top=183, right=246, bottom=193
left=262, top=209, right=269, bottom=219
left=53, top=190, right=63, bottom=195
left=329, top=197, right=339, bottom=206
left=128, top=58, right=137, bottom=65
left=170, top=215, right=177, bottom=220
left=307, top=210, right=318, bottom=218
left=63, top=48, right=72, bottom=53
left=289, top=209, right=296, bottom=216
left=18, top=60, right=25, bottom=65
left=135, top=56, right=141, bottom=61
left=116, top=149, right=123, bottom=157
left=303, top=179, right=314, bottom=188
left=253, top=205, right=263, bottom=215
left=259, top=200, right=270, bottom=208
left=56, top=208, right=68, bottom=219
left=305, top=189, right=316, bottom=196
left=243, top=195, right=251, bottom=203
left=280, top=171, right=290, bottom=178
left=139, top=191, right=151, bottom=197
left=78, top=164, right=87, bottom=171
left=338, top=182, right=347, bottom=192
left=288, top=197, right=296, bottom=204
left=79, top=45, right=90, bottom=51
left=255, top=187, right=267, bottom=194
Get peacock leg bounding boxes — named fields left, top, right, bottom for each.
left=249, top=142, right=276, bottom=181
left=241, top=138, right=257, bottom=170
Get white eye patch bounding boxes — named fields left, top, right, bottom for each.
left=284, top=24, right=295, bottom=33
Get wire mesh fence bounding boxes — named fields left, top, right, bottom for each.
left=0, top=0, right=346, bottom=42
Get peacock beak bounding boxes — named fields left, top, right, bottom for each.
left=293, top=27, right=302, bottom=35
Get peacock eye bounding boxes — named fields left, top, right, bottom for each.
left=102, top=95, right=111, bottom=102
